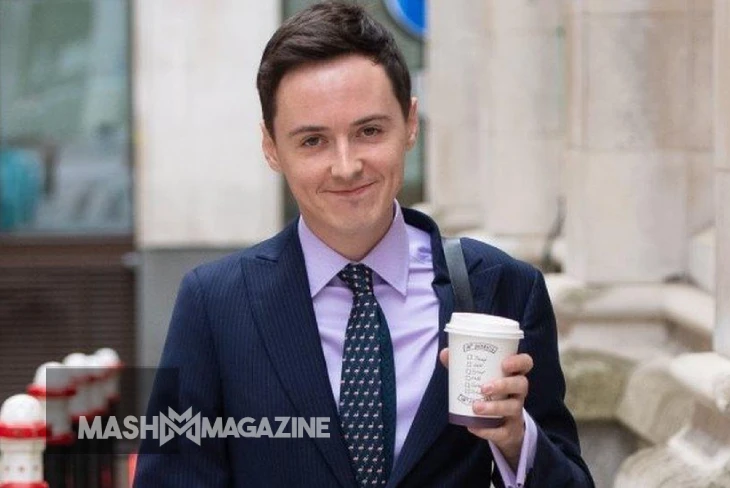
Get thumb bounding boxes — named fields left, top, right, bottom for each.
left=439, top=348, right=449, bottom=368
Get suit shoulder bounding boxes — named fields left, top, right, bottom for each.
left=185, top=227, right=294, bottom=289
left=459, top=237, right=540, bottom=285
left=457, top=237, right=547, bottom=322
left=185, top=249, right=246, bottom=285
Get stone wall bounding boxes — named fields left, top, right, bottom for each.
left=134, top=0, right=281, bottom=248
left=427, top=0, right=730, bottom=486
left=549, top=275, right=728, bottom=486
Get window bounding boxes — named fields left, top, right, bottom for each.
left=0, top=0, right=132, bottom=235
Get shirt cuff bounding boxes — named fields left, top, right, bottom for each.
left=488, top=409, right=538, bottom=488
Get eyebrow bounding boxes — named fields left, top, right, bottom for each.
left=287, top=125, right=328, bottom=138
left=286, top=114, right=392, bottom=139
left=352, top=114, right=391, bottom=126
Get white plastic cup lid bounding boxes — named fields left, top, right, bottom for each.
left=444, top=313, right=523, bottom=340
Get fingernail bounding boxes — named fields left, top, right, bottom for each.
left=482, top=384, right=494, bottom=395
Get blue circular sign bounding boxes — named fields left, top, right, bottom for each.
left=384, top=0, right=426, bottom=39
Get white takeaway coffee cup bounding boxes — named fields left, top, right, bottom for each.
left=444, top=313, right=524, bottom=428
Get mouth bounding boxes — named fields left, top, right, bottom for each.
left=328, top=182, right=376, bottom=197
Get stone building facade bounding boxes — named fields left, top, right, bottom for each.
left=426, top=1, right=730, bottom=486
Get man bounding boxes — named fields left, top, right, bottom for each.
left=134, top=2, right=593, bottom=487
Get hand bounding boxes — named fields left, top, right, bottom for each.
left=439, top=348, right=534, bottom=470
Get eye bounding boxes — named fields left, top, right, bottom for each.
left=302, top=135, right=323, bottom=147
left=360, top=126, right=382, bottom=137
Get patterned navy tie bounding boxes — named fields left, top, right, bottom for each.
left=337, top=263, right=394, bottom=487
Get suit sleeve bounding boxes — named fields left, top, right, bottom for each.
left=500, top=269, right=594, bottom=488
left=133, top=270, right=230, bottom=487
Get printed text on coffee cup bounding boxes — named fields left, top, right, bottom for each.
left=457, top=342, right=499, bottom=406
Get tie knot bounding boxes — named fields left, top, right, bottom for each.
left=337, top=263, right=373, bottom=294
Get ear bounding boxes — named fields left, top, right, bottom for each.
left=406, top=97, right=419, bottom=150
left=261, top=122, right=282, bottom=172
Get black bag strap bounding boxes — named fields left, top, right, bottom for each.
left=442, top=237, right=474, bottom=313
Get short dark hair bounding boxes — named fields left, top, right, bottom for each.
left=256, top=1, right=412, bottom=137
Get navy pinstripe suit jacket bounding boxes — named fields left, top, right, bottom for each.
left=134, top=208, right=594, bottom=487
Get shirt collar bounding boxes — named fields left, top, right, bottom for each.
left=298, top=201, right=410, bottom=298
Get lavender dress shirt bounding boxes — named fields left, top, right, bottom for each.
left=298, top=202, right=537, bottom=487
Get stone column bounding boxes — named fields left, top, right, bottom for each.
left=133, top=0, right=281, bottom=368
left=564, top=0, right=710, bottom=284
left=478, top=0, right=564, bottom=243
left=687, top=2, right=716, bottom=237
left=716, top=0, right=730, bottom=357
left=134, top=0, right=281, bottom=248
left=425, top=0, right=486, bottom=232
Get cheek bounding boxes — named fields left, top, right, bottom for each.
left=368, top=143, right=405, bottom=170
left=284, top=167, right=325, bottom=196
left=382, top=148, right=406, bottom=179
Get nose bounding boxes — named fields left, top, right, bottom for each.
left=330, top=140, right=363, bottom=180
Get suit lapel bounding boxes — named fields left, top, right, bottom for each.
left=243, top=225, right=356, bottom=488
left=388, top=210, right=504, bottom=487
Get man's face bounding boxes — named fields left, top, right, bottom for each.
left=262, top=54, right=418, bottom=251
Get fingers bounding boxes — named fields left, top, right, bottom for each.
left=440, top=350, right=533, bottom=379
left=472, top=396, right=523, bottom=419
left=482, top=375, right=529, bottom=401
left=460, top=351, right=532, bottom=461
left=439, top=348, right=449, bottom=368
left=501, top=353, right=533, bottom=376
left=468, top=378, right=527, bottom=449
left=473, top=355, right=531, bottom=420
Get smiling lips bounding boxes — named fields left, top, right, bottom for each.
left=328, top=182, right=376, bottom=197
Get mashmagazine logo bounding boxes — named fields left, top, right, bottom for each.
left=78, top=408, right=331, bottom=446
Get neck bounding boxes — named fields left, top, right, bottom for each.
left=324, top=223, right=391, bottom=262
left=330, top=231, right=387, bottom=262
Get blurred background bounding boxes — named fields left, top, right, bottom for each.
left=1, top=0, right=729, bottom=487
